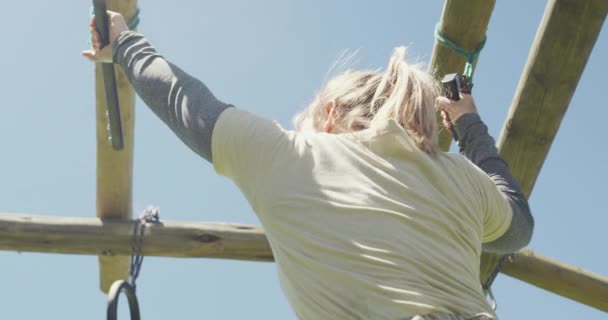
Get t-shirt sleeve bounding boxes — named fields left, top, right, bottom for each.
left=478, top=171, right=513, bottom=243
left=211, top=108, right=293, bottom=198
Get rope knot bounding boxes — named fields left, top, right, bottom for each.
left=434, top=23, right=487, bottom=79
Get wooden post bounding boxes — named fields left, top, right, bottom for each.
left=496, top=0, right=608, bottom=196
left=1, top=213, right=607, bottom=311
left=95, top=0, right=139, bottom=293
left=428, top=0, right=496, bottom=150
left=480, top=0, right=608, bottom=287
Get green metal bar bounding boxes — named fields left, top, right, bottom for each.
left=93, top=0, right=124, bottom=150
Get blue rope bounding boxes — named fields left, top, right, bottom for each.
left=127, top=8, right=141, bottom=30
left=434, top=23, right=486, bottom=79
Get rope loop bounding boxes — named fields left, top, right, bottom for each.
left=434, top=23, right=487, bottom=79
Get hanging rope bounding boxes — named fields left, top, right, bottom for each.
left=434, top=23, right=487, bottom=79
left=107, top=207, right=160, bottom=320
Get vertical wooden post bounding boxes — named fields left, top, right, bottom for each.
left=95, top=0, right=138, bottom=293
left=428, top=0, right=496, bottom=151
left=480, top=0, right=608, bottom=285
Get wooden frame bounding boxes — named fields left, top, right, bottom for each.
left=1, top=0, right=607, bottom=313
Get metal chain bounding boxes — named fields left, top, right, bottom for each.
left=482, top=254, right=513, bottom=311
left=107, top=207, right=159, bottom=320
left=129, top=206, right=160, bottom=291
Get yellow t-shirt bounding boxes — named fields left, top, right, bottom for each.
left=212, top=108, right=512, bottom=319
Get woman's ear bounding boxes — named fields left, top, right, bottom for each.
left=322, top=100, right=337, bottom=133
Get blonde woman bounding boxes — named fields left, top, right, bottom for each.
left=84, top=12, right=533, bottom=320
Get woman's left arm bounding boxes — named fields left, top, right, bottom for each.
left=112, top=31, right=233, bottom=162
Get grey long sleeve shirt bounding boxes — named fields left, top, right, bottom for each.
left=112, top=31, right=233, bottom=162
left=112, top=31, right=533, bottom=254
left=454, top=114, right=534, bottom=253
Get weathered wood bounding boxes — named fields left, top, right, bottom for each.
left=0, top=213, right=273, bottom=261
left=497, top=0, right=607, bottom=197
left=502, top=249, right=608, bottom=312
left=428, top=0, right=496, bottom=150
left=95, top=0, right=139, bottom=293
left=2, top=213, right=608, bottom=310
left=480, top=0, right=608, bottom=288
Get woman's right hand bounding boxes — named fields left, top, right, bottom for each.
left=81, top=10, right=129, bottom=63
left=435, top=94, right=478, bottom=131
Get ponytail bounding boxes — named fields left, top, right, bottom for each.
left=294, top=46, right=441, bottom=155
left=370, top=47, right=440, bottom=155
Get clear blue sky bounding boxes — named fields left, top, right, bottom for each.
left=1, top=1, right=606, bottom=319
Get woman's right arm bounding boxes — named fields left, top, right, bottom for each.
left=453, top=112, right=534, bottom=254
left=437, top=95, right=534, bottom=254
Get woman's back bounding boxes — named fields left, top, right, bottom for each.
left=212, top=109, right=511, bottom=319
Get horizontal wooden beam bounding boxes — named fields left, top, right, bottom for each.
left=428, top=0, right=496, bottom=150
left=503, top=249, right=608, bottom=312
left=0, top=213, right=272, bottom=261
left=480, top=0, right=608, bottom=289
left=2, top=213, right=607, bottom=311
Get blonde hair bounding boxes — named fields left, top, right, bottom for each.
left=293, top=47, right=441, bottom=155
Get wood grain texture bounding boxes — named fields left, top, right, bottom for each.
left=428, top=0, right=496, bottom=150
left=2, top=213, right=607, bottom=310
left=480, top=0, right=608, bottom=292
left=0, top=213, right=273, bottom=261
left=497, top=0, right=608, bottom=197
left=503, top=249, right=608, bottom=312
left=95, top=0, right=139, bottom=293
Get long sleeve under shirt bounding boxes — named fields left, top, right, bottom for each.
left=112, top=31, right=533, bottom=319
